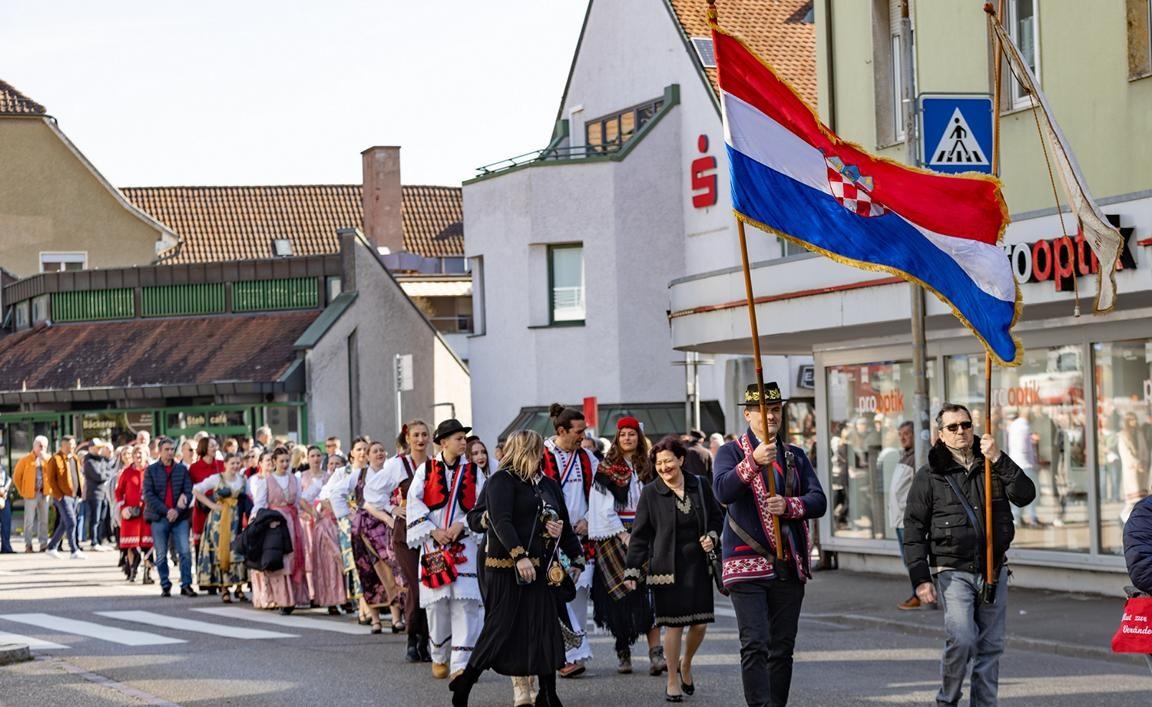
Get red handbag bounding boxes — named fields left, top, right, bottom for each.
left=1111, top=597, right=1152, bottom=654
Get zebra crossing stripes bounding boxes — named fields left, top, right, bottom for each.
left=0, top=613, right=185, bottom=647
left=193, top=607, right=372, bottom=635
left=95, top=611, right=298, bottom=640
left=0, top=629, right=68, bottom=650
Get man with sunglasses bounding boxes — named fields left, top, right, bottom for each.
left=903, top=403, right=1036, bottom=707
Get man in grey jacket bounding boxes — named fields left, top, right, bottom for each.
left=82, top=439, right=115, bottom=551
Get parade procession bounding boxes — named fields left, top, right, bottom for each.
left=3, top=0, right=1152, bottom=705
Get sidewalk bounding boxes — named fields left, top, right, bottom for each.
left=801, top=568, right=1134, bottom=663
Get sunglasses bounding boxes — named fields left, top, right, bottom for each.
left=941, top=421, right=974, bottom=433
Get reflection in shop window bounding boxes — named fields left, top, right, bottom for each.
left=946, top=346, right=1089, bottom=553
left=1094, top=340, right=1152, bottom=555
left=826, top=360, right=938, bottom=540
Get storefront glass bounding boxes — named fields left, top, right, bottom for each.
left=77, top=411, right=154, bottom=447
left=826, top=360, right=938, bottom=540
left=946, top=345, right=1090, bottom=552
left=264, top=406, right=302, bottom=444
left=1093, top=340, right=1152, bottom=555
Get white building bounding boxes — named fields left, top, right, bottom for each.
left=465, top=0, right=818, bottom=444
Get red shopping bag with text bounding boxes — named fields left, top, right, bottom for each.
left=1111, top=597, right=1152, bottom=653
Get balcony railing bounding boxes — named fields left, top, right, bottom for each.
left=476, top=142, right=625, bottom=177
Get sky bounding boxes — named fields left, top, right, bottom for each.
left=0, top=1, right=588, bottom=187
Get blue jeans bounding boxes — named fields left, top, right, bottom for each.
left=150, top=517, right=192, bottom=590
left=86, top=498, right=108, bottom=547
left=0, top=499, right=13, bottom=552
left=47, top=497, right=79, bottom=553
left=936, top=567, right=1007, bottom=706
left=76, top=499, right=87, bottom=543
left=1010, top=467, right=1039, bottom=524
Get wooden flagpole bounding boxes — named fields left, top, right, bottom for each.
left=708, top=0, right=784, bottom=557
left=983, top=0, right=1006, bottom=594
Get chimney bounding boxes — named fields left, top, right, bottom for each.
left=361, top=146, right=404, bottom=254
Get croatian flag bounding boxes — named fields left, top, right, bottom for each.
left=713, top=27, right=1021, bottom=365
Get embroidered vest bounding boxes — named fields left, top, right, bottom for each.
left=422, top=458, right=478, bottom=513
left=541, top=447, right=593, bottom=501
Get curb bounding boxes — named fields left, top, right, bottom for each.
left=805, top=612, right=1142, bottom=665
left=0, top=643, right=32, bottom=666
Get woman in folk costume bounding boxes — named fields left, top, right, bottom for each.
left=352, top=440, right=408, bottom=634
left=387, top=421, right=433, bottom=663
left=542, top=403, right=598, bottom=678
left=249, top=446, right=310, bottom=614
left=588, top=417, right=664, bottom=676
left=298, top=445, right=346, bottom=613
left=192, top=452, right=249, bottom=603
left=114, top=445, right=154, bottom=584
left=188, top=438, right=223, bottom=574
left=449, top=430, right=585, bottom=707
left=624, top=436, right=725, bottom=703
left=318, top=450, right=363, bottom=616
left=407, top=418, right=486, bottom=681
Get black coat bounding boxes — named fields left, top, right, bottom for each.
left=903, top=440, right=1036, bottom=587
left=625, top=472, right=724, bottom=585
left=480, top=470, right=584, bottom=571
left=1124, top=496, right=1152, bottom=594
left=234, top=508, right=293, bottom=572
left=82, top=455, right=115, bottom=503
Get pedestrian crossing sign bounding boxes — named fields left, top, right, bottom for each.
left=919, top=94, right=993, bottom=175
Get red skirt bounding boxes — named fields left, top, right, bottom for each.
left=119, top=512, right=153, bottom=549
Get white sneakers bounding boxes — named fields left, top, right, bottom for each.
left=69, top=550, right=87, bottom=560
left=45, top=549, right=61, bottom=559
left=89, top=544, right=110, bottom=552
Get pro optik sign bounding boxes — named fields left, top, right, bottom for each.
left=1002, top=216, right=1137, bottom=292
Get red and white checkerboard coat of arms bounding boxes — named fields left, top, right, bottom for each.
left=825, top=156, right=887, bottom=218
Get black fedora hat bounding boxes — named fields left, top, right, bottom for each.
left=742, top=382, right=786, bottom=407
left=433, top=418, right=472, bottom=443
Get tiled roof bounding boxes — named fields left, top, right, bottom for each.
left=121, top=184, right=463, bottom=264
left=666, top=0, right=817, bottom=107
left=0, top=311, right=317, bottom=392
left=0, top=79, right=47, bottom=115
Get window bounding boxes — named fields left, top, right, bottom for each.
left=347, top=329, right=360, bottom=434
left=548, top=244, right=585, bottom=323
left=777, top=237, right=809, bottom=258
left=31, top=295, right=49, bottom=323
left=1093, top=340, right=1152, bottom=554
left=39, top=252, right=86, bottom=273
left=871, top=0, right=911, bottom=146
left=1007, top=0, right=1039, bottom=108
left=946, top=346, right=1089, bottom=552
left=1126, top=0, right=1152, bottom=79
left=826, top=360, right=938, bottom=540
left=272, top=239, right=293, bottom=257
left=471, top=256, right=486, bottom=335
left=584, top=97, right=665, bottom=154
left=891, top=34, right=905, bottom=139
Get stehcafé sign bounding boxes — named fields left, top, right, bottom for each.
left=167, top=410, right=246, bottom=430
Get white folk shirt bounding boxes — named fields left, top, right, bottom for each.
left=544, top=438, right=598, bottom=589
left=587, top=460, right=643, bottom=541
left=406, top=453, right=486, bottom=607
left=362, top=463, right=406, bottom=512
left=317, top=465, right=358, bottom=519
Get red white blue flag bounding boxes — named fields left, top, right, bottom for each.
left=713, top=25, right=1021, bottom=365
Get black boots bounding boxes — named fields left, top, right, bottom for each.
left=449, top=665, right=481, bottom=707
left=406, top=631, right=422, bottom=663
left=535, top=673, right=563, bottom=707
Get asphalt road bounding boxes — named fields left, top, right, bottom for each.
left=1, top=544, right=1150, bottom=706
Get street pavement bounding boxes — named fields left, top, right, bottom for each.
left=1, top=539, right=1150, bottom=706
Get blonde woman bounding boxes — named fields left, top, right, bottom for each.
left=449, top=430, right=585, bottom=707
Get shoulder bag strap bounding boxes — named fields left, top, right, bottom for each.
left=942, top=472, right=986, bottom=549
left=726, top=515, right=776, bottom=560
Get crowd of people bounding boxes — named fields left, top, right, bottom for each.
left=6, top=385, right=1149, bottom=707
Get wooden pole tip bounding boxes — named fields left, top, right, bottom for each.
left=983, top=2, right=995, bottom=15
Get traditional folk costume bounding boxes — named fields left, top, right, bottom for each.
left=588, top=453, right=654, bottom=660
left=407, top=449, right=486, bottom=676
left=386, top=453, right=431, bottom=660
left=299, top=469, right=347, bottom=608
left=188, top=458, right=223, bottom=549
left=193, top=473, right=248, bottom=591
left=351, top=463, right=407, bottom=609
left=318, top=465, right=362, bottom=601
left=449, top=470, right=585, bottom=706
left=249, top=472, right=310, bottom=609
left=542, top=438, right=597, bottom=666
left=114, top=464, right=153, bottom=582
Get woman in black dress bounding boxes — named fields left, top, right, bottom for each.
left=624, top=436, right=724, bottom=703
left=450, top=430, right=585, bottom=707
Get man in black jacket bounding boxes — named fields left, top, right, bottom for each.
left=904, top=403, right=1035, bottom=707
left=143, top=437, right=196, bottom=598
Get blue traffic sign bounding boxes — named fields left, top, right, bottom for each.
left=919, top=94, right=993, bottom=174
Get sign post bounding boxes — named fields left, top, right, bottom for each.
left=395, top=353, right=413, bottom=436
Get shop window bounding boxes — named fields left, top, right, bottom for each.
left=264, top=406, right=301, bottom=444
left=1093, top=340, right=1152, bottom=554
left=946, top=345, right=1088, bottom=553
left=826, top=360, right=938, bottom=540
left=548, top=244, right=585, bottom=323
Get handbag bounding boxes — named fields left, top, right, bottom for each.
left=693, top=483, right=729, bottom=596
left=1112, top=594, right=1152, bottom=654
left=123, top=506, right=142, bottom=520
left=420, top=457, right=466, bottom=589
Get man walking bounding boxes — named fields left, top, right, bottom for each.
left=904, top=403, right=1036, bottom=707
left=887, top=421, right=921, bottom=610
left=714, top=383, right=826, bottom=706
left=83, top=439, right=115, bottom=551
left=13, top=436, right=51, bottom=552
left=143, top=437, right=196, bottom=597
left=682, top=429, right=714, bottom=484
left=45, top=436, right=84, bottom=559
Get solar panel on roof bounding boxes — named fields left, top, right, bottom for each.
left=691, top=37, right=716, bottom=68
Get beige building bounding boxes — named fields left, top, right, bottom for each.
left=0, top=80, right=176, bottom=277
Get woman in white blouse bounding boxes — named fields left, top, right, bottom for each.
left=249, top=447, right=311, bottom=614
left=192, top=452, right=249, bottom=603
left=352, top=440, right=408, bottom=633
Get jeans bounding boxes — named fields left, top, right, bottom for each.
left=150, top=516, right=192, bottom=590
left=728, top=576, right=806, bottom=707
left=85, top=498, right=108, bottom=547
left=1, top=499, right=13, bottom=552
left=1010, top=467, right=1039, bottom=524
left=76, top=499, right=87, bottom=543
left=47, top=497, right=79, bottom=553
left=23, top=493, right=49, bottom=548
left=936, top=567, right=1008, bottom=707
